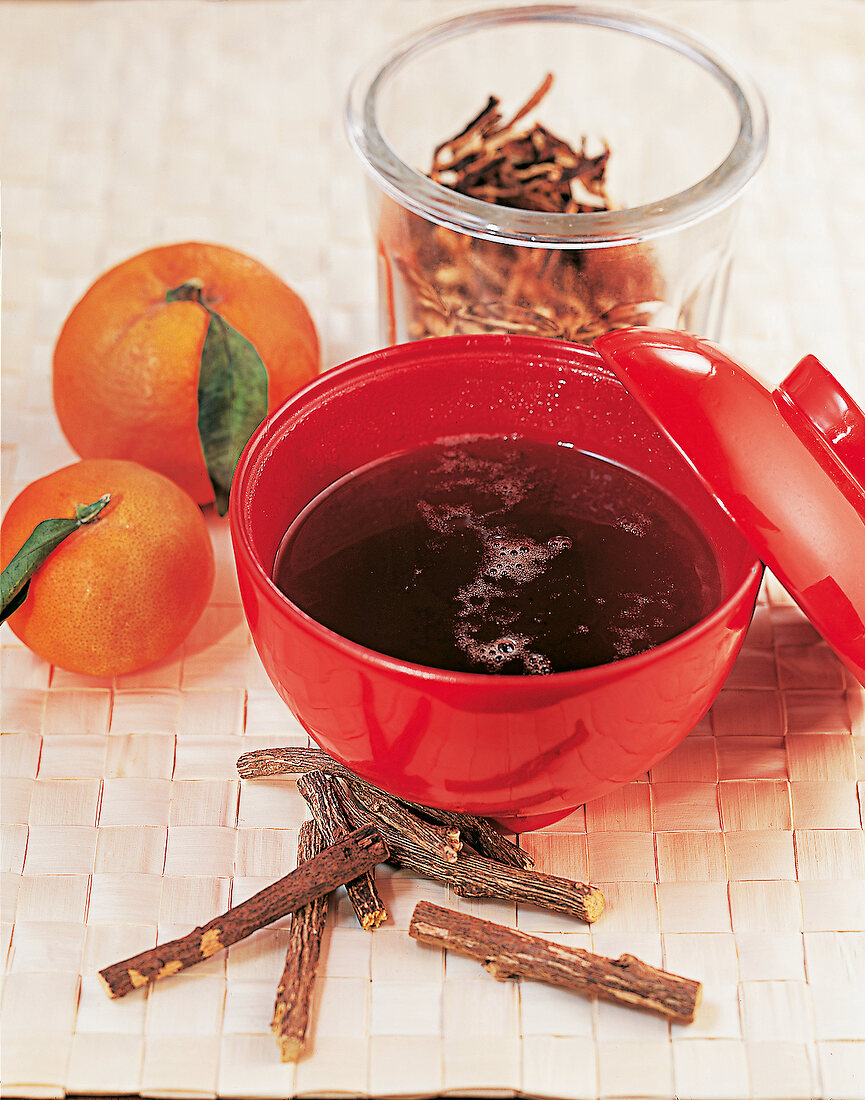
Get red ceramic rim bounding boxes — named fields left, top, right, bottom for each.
left=230, top=335, right=763, bottom=688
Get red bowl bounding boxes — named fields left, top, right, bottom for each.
left=230, top=335, right=762, bottom=831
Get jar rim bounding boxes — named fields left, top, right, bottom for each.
left=345, top=3, right=769, bottom=247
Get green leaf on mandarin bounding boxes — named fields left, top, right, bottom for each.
left=1, top=494, right=111, bottom=623
left=166, top=281, right=269, bottom=515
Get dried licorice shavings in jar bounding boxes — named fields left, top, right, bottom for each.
left=381, top=74, right=664, bottom=344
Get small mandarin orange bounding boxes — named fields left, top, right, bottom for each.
left=52, top=241, right=320, bottom=506
left=1, top=459, right=215, bottom=677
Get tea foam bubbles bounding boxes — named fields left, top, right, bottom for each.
left=418, top=481, right=573, bottom=674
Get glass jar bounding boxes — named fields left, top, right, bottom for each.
left=346, top=4, right=768, bottom=346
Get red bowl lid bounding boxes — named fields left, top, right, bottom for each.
left=595, top=328, right=865, bottom=686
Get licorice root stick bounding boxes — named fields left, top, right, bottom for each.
left=98, top=825, right=387, bottom=998
left=346, top=779, right=461, bottom=863
left=296, top=771, right=388, bottom=929
left=410, top=901, right=701, bottom=1023
left=272, top=821, right=330, bottom=1061
left=236, top=745, right=533, bottom=869
left=329, top=774, right=604, bottom=923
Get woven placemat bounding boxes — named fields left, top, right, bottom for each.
left=1, top=2, right=864, bottom=1098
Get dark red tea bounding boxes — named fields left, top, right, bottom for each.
left=272, top=437, right=721, bottom=675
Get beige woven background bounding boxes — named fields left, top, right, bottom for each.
left=1, top=2, right=864, bottom=1098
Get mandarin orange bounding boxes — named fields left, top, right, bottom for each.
left=52, top=241, right=320, bottom=506
left=0, top=459, right=215, bottom=677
